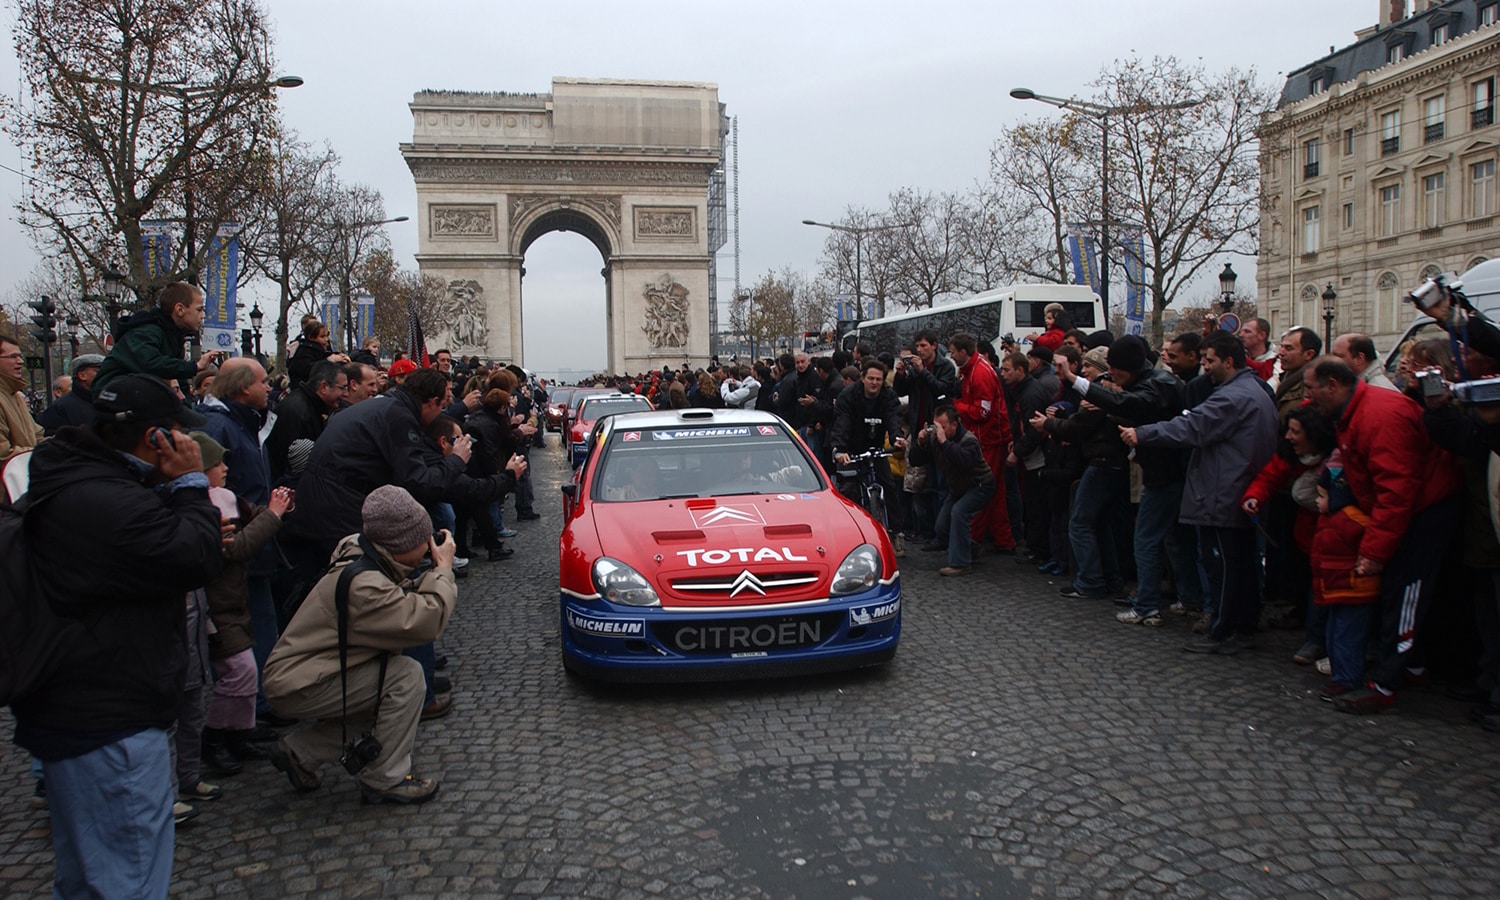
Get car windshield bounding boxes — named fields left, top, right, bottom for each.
left=592, top=423, right=826, bottom=501
left=579, top=397, right=651, bottom=421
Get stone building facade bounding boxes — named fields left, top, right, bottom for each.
left=1258, top=0, right=1499, bottom=348
left=401, top=78, right=726, bottom=373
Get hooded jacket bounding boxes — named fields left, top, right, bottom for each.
left=12, top=426, right=223, bottom=758
left=263, top=534, right=456, bottom=703
left=92, top=307, right=196, bottom=392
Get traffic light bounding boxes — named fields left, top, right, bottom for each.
left=26, top=296, right=57, bottom=345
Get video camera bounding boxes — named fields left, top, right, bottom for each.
left=1406, top=272, right=1479, bottom=317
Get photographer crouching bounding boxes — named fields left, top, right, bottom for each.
left=907, top=403, right=995, bottom=577
left=262, top=485, right=456, bottom=804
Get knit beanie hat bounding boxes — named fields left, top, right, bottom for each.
left=1107, top=335, right=1149, bottom=373
left=286, top=438, right=315, bottom=475
left=188, top=431, right=226, bottom=469
left=361, top=485, right=432, bottom=554
left=1026, top=345, right=1053, bottom=365
left=1085, top=330, right=1115, bottom=349
left=1082, top=347, right=1111, bottom=373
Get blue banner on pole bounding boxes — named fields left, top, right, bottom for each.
left=141, top=221, right=174, bottom=281
left=355, top=295, right=376, bottom=346
left=1066, top=223, right=1100, bottom=293
left=321, top=297, right=342, bottom=341
left=200, top=224, right=241, bottom=353
left=1122, top=231, right=1146, bottom=337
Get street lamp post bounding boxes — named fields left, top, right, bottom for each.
left=1009, top=87, right=1202, bottom=325
left=1219, top=262, right=1238, bottom=313
left=336, top=215, right=409, bottom=353
left=250, top=302, right=264, bottom=358
left=1321, top=283, right=1338, bottom=350
left=66, top=315, right=80, bottom=360
left=101, top=266, right=127, bottom=334
left=801, top=219, right=908, bottom=319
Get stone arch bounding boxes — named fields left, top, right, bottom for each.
left=1420, top=264, right=1443, bottom=280
left=404, top=78, right=727, bottom=373
left=1470, top=256, right=1489, bottom=270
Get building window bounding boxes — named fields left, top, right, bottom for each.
left=1310, top=75, right=1325, bottom=94
left=1304, top=137, right=1321, bottom=178
left=1482, top=4, right=1498, bottom=26
left=1425, top=95, right=1445, bottom=142
left=1343, top=128, right=1355, bottom=156
left=1432, top=23, right=1450, bottom=44
left=1343, top=202, right=1354, bottom=229
left=1302, top=206, right=1321, bottom=254
left=1379, top=183, right=1402, bottom=236
left=1423, top=172, right=1445, bottom=227
left=1473, top=159, right=1497, bottom=218
left=1381, top=109, right=1401, bottom=155
left=1377, top=271, right=1401, bottom=334
left=1388, top=44, right=1404, bottom=65
left=1476, top=78, right=1496, bottom=128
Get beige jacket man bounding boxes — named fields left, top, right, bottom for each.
left=0, top=367, right=44, bottom=464
left=265, top=530, right=455, bottom=801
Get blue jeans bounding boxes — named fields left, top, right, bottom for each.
left=44, top=729, right=174, bottom=900
left=431, top=501, right=455, bottom=535
left=1325, top=603, right=1374, bottom=688
left=402, top=643, right=438, bottom=707
left=247, top=575, right=278, bottom=715
left=935, top=482, right=996, bottom=568
left=1069, top=466, right=1129, bottom=595
left=1133, top=481, right=1199, bottom=614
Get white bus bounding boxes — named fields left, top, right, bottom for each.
left=839, top=284, right=1103, bottom=355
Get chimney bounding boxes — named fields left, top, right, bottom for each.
left=1379, top=0, right=1407, bottom=28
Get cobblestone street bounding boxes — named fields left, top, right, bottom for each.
left=3, top=444, right=1499, bottom=898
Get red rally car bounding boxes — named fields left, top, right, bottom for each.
left=558, top=408, right=901, bottom=682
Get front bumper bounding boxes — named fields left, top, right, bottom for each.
left=559, top=580, right=901, bottom=683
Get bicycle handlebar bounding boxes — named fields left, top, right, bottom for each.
left=840, top=448, right=893, bottom=463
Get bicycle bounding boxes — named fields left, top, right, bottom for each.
left=835, top=448, right=895, bottom=533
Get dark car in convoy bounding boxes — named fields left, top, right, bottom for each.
left=557, top=408, right=902, bottom=682
left=545, top=387, right=575, bottom=432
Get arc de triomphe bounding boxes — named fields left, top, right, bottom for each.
left=401, top=78, right=727, bottom=374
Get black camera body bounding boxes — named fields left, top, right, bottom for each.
left=339, top=731, right=382, bottom=775
left=1415, top=368, right=1448, bottom=398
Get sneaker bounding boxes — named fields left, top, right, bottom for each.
left=29, top=779, right=46, bottom=810
left=360, top=774, right=440, bottom=806
left=173, top=801, right=198, bottom=826
left=497, top=528, right=519, bottom=538
left=434, top=654, right=449, bottom=671
left=1036, top=560, right=1059, bottom=574
left=1116, top=609, right=1163, bottom=626
left=1191, top=614, right=1211, bottom=635
left=938, top=565, right=972, bottom=577
left=1168, top=601, right=1200, bottom=617
left=269, top=737, right=321, bottom=793
left=1183, top=633, right=1255, bottom=655
left=1292, top=642, right=1325, bottom=665
left=1319, top=681, right=1358, bottom=702
left=1058, top=586, right=1101, bottom=600
left=1333, top=682, right=1397, bottom=714
left=178, top=781, right=222, bottom=802
left=892, top=534, right=907, bottom=557
left=1315, top=657, right=1332, bottom=676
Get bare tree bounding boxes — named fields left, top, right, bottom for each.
left=239, top=131, right=341, bottom=370
left=887, top=188, right=965, bottom=310
left=317, top=184, right=393, bottom=354
left=810, top=207, right=904, bottom=321
left=5, top=0, right=289, bottom=300
left=1093, top=56, right=1273, bottom=346
left=983, top=118, right=1089, bottom=287
left=355, top=248, right=448, bottom=357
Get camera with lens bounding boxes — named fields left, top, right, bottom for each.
left=1406, top=273, right=1472, bottom=314
left=339, top=731, right=382, bottom=775
left=1452, top=378, right=1500, bottom=405
left=1414, top=367, right=1448, bottom=398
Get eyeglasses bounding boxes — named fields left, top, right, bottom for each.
left=0, top=353, right=23, bottom=361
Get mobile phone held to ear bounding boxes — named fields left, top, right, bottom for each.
left=150, top=427, right=171, bottom=449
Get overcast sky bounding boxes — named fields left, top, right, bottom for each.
left=0, top=0, right=1375, bottom=376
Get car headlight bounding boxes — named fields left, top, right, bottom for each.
left=830, top=543, right=882, bottom=596
left=591, top=557, right=661, bottom=607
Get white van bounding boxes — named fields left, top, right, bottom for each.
left=1383, top=258, right=1500, bottom=376
left=839, top=284, right=1103, bottom=356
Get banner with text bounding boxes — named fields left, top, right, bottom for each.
left=200, top=224, right=241, bottom=354
left=355, top=295, right=376, bottom=347
left=1121, top=230, right=1146, bottom=337
left=320, top=296, right=342, bottom=345
left=140, top=221, right=175, bottom=282
left=1066, top=223, right=1101, bottom=294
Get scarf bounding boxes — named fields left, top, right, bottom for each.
left=0, top=369, right=41, bottom=456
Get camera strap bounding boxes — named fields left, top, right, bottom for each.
left=336, top=536, right=396, bottom=749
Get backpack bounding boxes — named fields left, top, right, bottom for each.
left=0, top=495, right=85, bottom=708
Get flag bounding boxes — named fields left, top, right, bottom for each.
left=1121, top=230, right=1146, bottom=337
left=140, top=221, right=174, bottom=281
left=407, top=299, right=429, bottom=367
left=355, top=295, right=376, bottom=346
left=1066, top=223, right=1101, bottom=292
left=200, top=224, right=241, bottom=354
left=320, top=296, right=342, bottom=343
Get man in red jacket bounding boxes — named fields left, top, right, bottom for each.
left=949, top=332, right=1014, bottom=551
left=1303, top=357, right=1462, bottom=713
